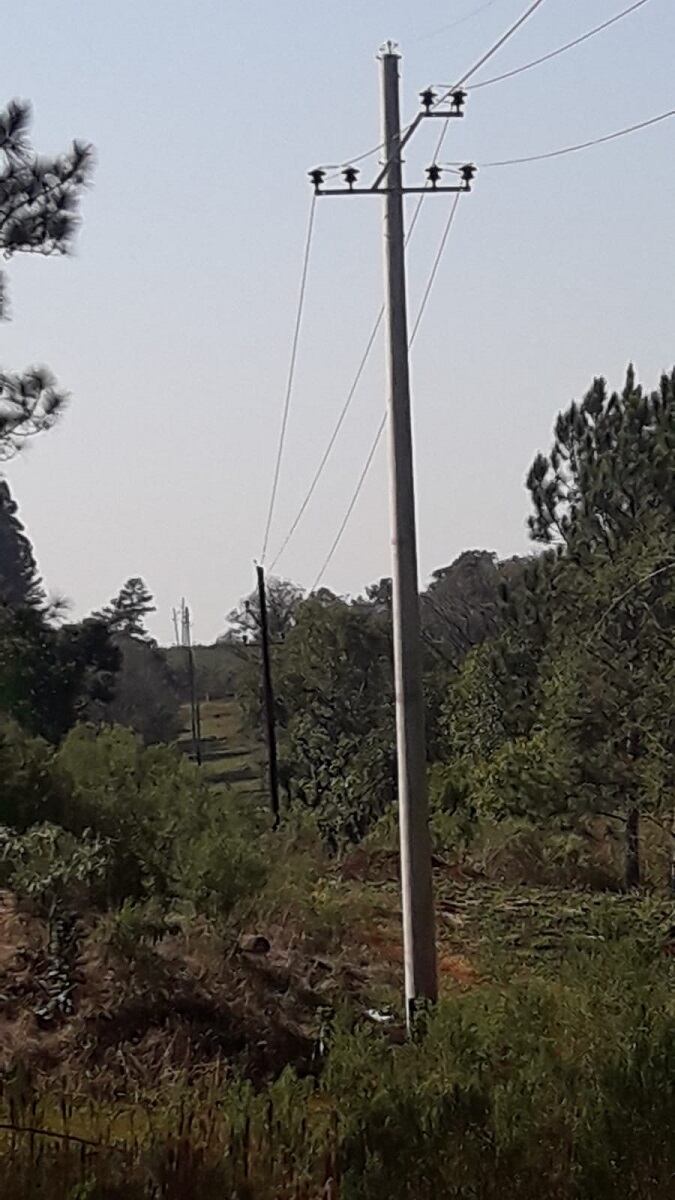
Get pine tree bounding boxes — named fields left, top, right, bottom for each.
left=96, top=578, right=156, bottom=641
left=0, top=479, right=43, bottom=607
left=0, top=99, right=93, bottom=459
left=523, top=365, right=675, bottom=887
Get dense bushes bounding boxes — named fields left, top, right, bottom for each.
left=103, top=634, right=182, bottom=745
left=0, top=722, right=268, bottom=916
left=2, top=935, right=673, bottom=1198
left=324, top=942, right=675, bottom=1199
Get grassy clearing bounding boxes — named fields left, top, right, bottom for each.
left=178, top=699, right=265, bottom=794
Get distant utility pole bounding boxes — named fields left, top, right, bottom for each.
left=310, top=44, right=475, bottom=1024
left=256, top=564, right=281, bottom=829
left=181, top=599, right=202, bottom=766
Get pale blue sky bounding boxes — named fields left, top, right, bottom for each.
left=3, top=0, right=674, bottom=641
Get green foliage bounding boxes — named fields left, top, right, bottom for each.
left=0, top=366, right=68, bottom=462
left=0, top=720, right=64, bottom=830
left=104, top=633, right=182, bottom=744
left=437, top=366, right=675, bottom=889
left=169, top=806, right=268, bottom=918
left=421, top=549, right=527, bottom=669
left=322, top=944, right=675, bottom=1200
left=55, top=725, right=267, bottom=913
left=272, top=594, right=395, bottom=849
left=165, top=640, right=244, bottom=702
left=1, top=99, right=93, bottom=457
left=527, top=364, right=675, bottom=552
left=223, top=575, right=303, bottom=645
left=0, top=607, right=119, bottom=742
left=3, top=937, right=673, bottom=1199
left=91, top=896, right=171, bottom=964
left=95, top=576, right=156, bottom=641
left=0, top=479, right=43, bottom=607
left=0, top=823, right=111, bottom=914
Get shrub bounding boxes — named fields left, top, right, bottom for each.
left=103, top=634, right=182, bottom=744
left=54, top=725, right=268, bottom=913
left=2, top=937, right=673, bottom=1199
left=0, top=720, right=64, bottom=831
left=0, top=823, right=111, bottom=914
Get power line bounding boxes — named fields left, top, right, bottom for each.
left=269, top=309, right=383, bottom=571
left=460, top=0, right=654, bottom=91
left=440, top=0, right=548, bottom=95
left=269, top=183, right=436, bottom=572
left=271, top=120, right=458, bottom=571
left=299, top=7, right=549, bottom=584
left=471, top=106, right=675, bottom=167
left=312, top=193, right=463, bottom=591
left=320, top=0, right=547, bottom=183
left=320, top=128, right=412, bottom=178
left=311, top=410, right=387, bottom=592
left=260, top=193, right=317, bottom=563
left=281, top=7, right=546, bottom=573
left=310, top=101, right=675, bottom=584
left=412, top=0, right=504, bottom=44
left=410, top=193, right=461, bottom=343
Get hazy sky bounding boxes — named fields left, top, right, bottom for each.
left=3, top=0, right=674, bottom=642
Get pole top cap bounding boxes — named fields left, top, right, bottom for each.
left=378, top=39, right=401, bottom=59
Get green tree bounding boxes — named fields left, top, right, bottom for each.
left=0, top=99, right=93, bottom=457
left=439, top=367, right=675, bottom=889
left=0, top=479, right=43, bottom=606
left=223, top=576, right=303, bottom=645
left=526, top=366, right=675, bottom=886
left=104, top=634, right=182, bottom=744
left=541, top=517, right=675, bottom=888
left=0, top=720, right=63, bottom=830
left=272, top=594, right=395, bottom=849
left=96, top=577, right=156, bottom=641
left=0, top=606, right=119, bottom=742
left=526, top=364, right=674, bottom=554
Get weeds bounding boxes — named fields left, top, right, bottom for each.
left=1, top=934, right=673, bottom=1198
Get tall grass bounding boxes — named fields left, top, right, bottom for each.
left=2, top=936, right=673, bottom=1199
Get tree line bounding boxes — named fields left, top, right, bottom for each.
left=226, top=366, right=675, bottom=890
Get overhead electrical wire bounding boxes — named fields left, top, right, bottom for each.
left=322, top=0, right=650, bottom=177
left=260, top=193, right=317, bottom=564
left=315, top=98, right=675, bottom=588
left=451, top=0, right=654, bottom=91
left=269, top=198, right=423, bottom=572
left=311, top=193, right=463, bottom=591
left=307, top=15, right=667, bottom=585
left=269, top=308, right=384, bottom=571
left=311, top=411, right=387, bottom=593
left=412, top=0, right=504, bottom=44
left=274, top=0, right=551, bottom=575
left=439, top=0, right=548, bottom=95
left=270, top=118, right=457, bottom=571
left=446, top=105, right=675, bottom=168
left=269, top=187, right=433, bottom=572
left=321, top=126, right=414, bottom=179
left=372, top=0, right=550, bottom=195
left=320, top=0, right=549, bottom=186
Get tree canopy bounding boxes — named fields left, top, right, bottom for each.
left=0, top=98, right=93, bottom=459
left=95, top=577, right=156, bottom=642
left=223, top=576, right=303, bottom=645
left=0, top=479, right=43, bottom=606
left=441, top=365, right=675, bottom=889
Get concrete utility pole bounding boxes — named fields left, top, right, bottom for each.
left=309, top=44, right=475, bottom=1024
left=381, top=47, right=436, bottom=1014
